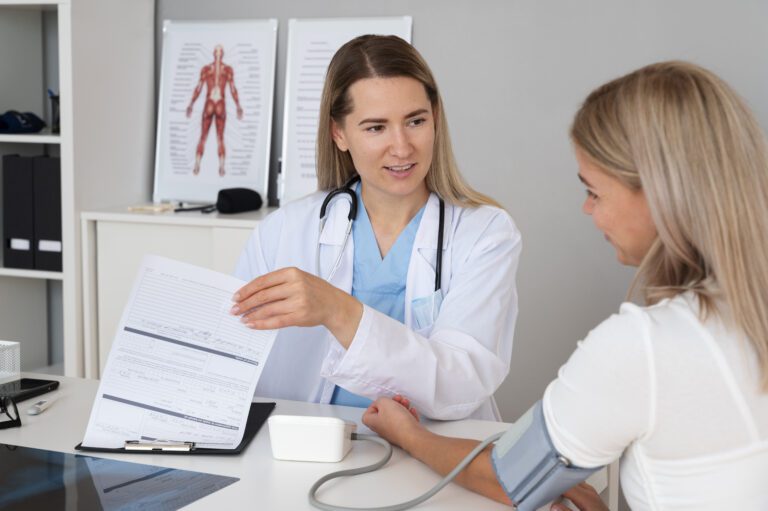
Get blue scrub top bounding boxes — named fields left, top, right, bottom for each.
left=331, top=186, right=426, bottom=408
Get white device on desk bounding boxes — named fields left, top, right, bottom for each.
left=276, top=403, right=606, bottom=511
left=268, top=414, right=500, bottom=511
left=268, top=415, right=357, bottom=462
left=27, top=396, right=57, bottom=415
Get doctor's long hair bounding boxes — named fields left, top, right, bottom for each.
left=571, top=61, right=768, bottom=391
left=316, top=34, right=499, bottom=208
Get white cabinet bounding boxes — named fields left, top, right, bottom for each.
left=0, top=0, right=155, bottom=376
left=81, top=208, right=274, bottom=377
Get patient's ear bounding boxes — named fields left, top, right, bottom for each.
left=331, top=120, right=349, bottom=152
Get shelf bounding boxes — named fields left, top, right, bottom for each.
left=0, top=131, right=61, bottom=144
left=0, top=266, right=63, bottom=280
left=82, top=206, right=276, bottom=229
left=0, top=1, right=61, bottom=7
left=0, top=0, right=156, bottom=378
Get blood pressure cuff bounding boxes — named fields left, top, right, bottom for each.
left=490, top=400, right=601, bottom=511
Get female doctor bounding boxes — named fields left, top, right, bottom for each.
left=232, top=35, right=521, bottom=420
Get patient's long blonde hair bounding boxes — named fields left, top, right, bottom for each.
left=571, top=61, right=768, bottom=391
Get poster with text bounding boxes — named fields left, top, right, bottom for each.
left=279, top=17, right=412, bottom=204
left=154, top=20, right=277, bottom=203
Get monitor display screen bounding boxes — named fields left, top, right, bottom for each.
left=0, top=444, right=238, bottom=510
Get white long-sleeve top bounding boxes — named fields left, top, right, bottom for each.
left=543, top=292, right=768, bottom=510
left=234, top=191, right=521, bottom=420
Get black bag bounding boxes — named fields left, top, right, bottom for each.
left=215, top=188, right=263, bottom=214
left=174, top=188, right=263, bottom=214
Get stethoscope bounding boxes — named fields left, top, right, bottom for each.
left=318, top=174, right=445, bottom=290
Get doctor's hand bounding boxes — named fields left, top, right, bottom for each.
left=550, top=483, right=608, bottom=511
left=231, top=267, right=363, bottom=348
left=363, top=396, right=423, bottom=451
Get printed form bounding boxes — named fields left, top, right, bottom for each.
left=82, top=255, right=276, bottom=449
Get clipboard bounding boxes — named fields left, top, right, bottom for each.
left=74, top=402, right=275, bottom=455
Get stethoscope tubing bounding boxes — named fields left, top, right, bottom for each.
left=318, top=175, right=444, bottom=292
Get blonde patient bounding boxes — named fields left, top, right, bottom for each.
left=363, top=62, right=768, bottom=510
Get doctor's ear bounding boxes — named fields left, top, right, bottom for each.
left=331, top=120, right=349, bottom=152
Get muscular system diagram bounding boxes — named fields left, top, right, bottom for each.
left=186, top=45, right=244, bottom=176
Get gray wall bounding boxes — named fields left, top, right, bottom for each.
left=157, top=0, right=768, bottom=421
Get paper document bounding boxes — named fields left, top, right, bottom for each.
left=82, top=255, right=276, bottom=449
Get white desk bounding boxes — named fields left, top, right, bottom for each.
left=1, top=375, right=616, bottom=510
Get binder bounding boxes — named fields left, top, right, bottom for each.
left=32, top=156, right=62, bottom=271
left=2, top=154, right=35, bottom=269
left=74, top=401, right=275, bottom=455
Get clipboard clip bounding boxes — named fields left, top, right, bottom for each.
left=124, top=440, right=196, bottom=452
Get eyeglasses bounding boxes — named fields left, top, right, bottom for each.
left=0, top=395, right=21, bottom=430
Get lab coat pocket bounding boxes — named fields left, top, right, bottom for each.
left=411, top=290, right=443, bottom=333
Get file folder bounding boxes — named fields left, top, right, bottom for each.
left=2, top=154, right=35, bottom=269
left=74, top=401, right=275, bottom=455
left=32, top=156, right=62, bottom=271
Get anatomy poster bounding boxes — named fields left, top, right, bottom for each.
left=154, top=20, right=277, bottom=203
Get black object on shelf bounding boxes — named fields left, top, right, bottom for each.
left=0, top=111, right=46, bottom=134
left=1, top=155, right=63, bottom=272
left=174, top=188, right=263, bottom=214
left=33, top=156, right=62, bottom=271
left=216, top=187, right=263, bottom=213
left=2, top=155, right=36, bottom=269
left=48, top=89, right=60, bottom=134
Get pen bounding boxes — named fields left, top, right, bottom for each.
left=27, top=397, right=57, bottom=415
left=125, top=440, right=196, bottom=451
left=174, top=203, right=217, bottom=213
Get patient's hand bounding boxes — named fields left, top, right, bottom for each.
left=363, top=396, right=423, bottom=449
left=550, top=482, right=608, bottom=511
left=392, top=394, right=420, bottom=420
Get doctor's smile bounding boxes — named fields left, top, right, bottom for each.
left=383, top=162, right=417, bottom=175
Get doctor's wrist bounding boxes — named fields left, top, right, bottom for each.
left=324, top=291, right=363, bottom=349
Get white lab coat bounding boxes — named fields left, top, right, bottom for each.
left=234, top=191, right=521, bottom=420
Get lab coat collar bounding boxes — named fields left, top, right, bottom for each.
left=318, top=186, right=452, bottom=250
left=318, top=192, right=354, bottom=246
left=414, top=193, right=452, bottom=250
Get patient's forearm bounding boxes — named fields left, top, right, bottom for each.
left=401, top=429, right=511, bottom=505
